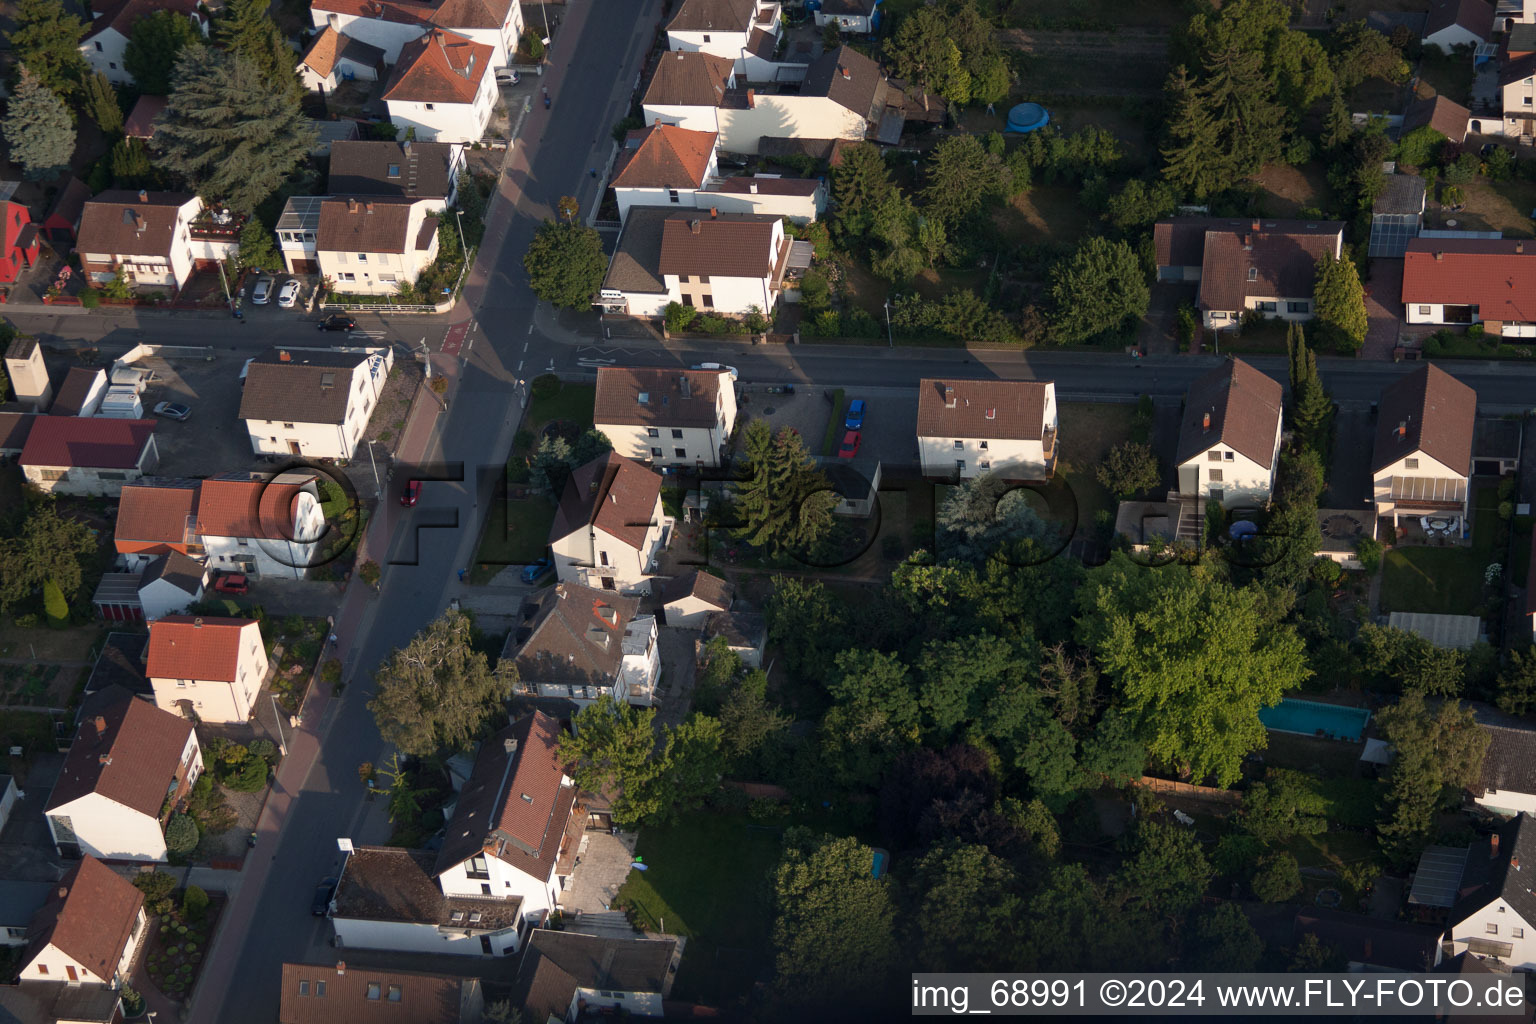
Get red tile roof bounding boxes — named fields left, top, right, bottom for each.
left=550, top=452, right=663, bottom=551
left=643, top=50, right=735, bottom=109
left=311, top=0, right=516, bottom=30
left=299, top=26, right=345, bottom=78
left=83, top=0, right=201, bottom=42
left=47, top=685, right=194, bottom=818
left=77, top=190, right=195, bottom=260
left=116, top=481, right=198, bottom=547
left=1401, top=239, right=1536, bottom=323
left=593, top=367, right=727, bottom=428
left=1372, top=363, right=1477, bottom=475
left=123, top=94, right=166, bottom=140
left=145, top=615, right=257, bottom=683
left=915, top=378, right=1051, bottom=441
left=1175, top=358, right=1284, bottom=467
left=279, top=963, right=467, bottom=1024
left=195, top=476, right=307, bottom=540
left=611, top=124, right=717, bottom=190
left=1402, top=94, right=1471, bottom=144
left=382, top=29, right=493, bottom=105
left=657, top=212, right=778, bottom=278
left=24, top=857, right=144, bottom=984
left=18, top=417, right=154, bottom=470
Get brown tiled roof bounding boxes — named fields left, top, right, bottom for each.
left=239, top=348, right=370, bottom=424
left=335, top=846, right=523, bottom=928
left=668, top=0, right=753, bottom=32
left=83, top=0, right=200, bottom=42
left=1175, top=358, right=1283, bottom=466
left=316, top=197, right=417, bottom=255
left=436, top=712, right=570, bottom=878
left=46, top=685, right=193, bottom=818
left=513, top=931, right=676, bottom=1022
left=714, top=175, right=820, bottom=196
left=643, top=50, right=734, bottom=108
left=145, top=614, right=257, bottom=682
left=382, top=29, right=492, bottom=105
left=1403, top=95, right=1471, bottom=144
left=426, top=0, right=515, bottom=30
left=593, top=367, right=726, bottom=428
left=551, top=452, right=663, bottom=550
left=299, top=26, right=344, bottom=77
left=1502, top=52, right=1536, bottom=88
left=194, top=474, right=312, bottom=539
left=504, top=583, right=640, bottom=694
left=801, top=45, right=887, bottom=122
left=1426, top=0, right=1494, bottom=41
left=328, top=140, right=457, bottom=199
left=309, top=0, right=423, bottom=25
left=123, top=95, right=166, bottom=140
left=604, top=208, right=668, bottom=294
left=415, top=216, right=439, bottom=251
left=916, top=378, right=1051, bottom=441
left=0, top=412, right=36, bottom=452
left=280, top=963, right=468, bottom=1024
left=1191, top=220, right=1345, bottom=312
left=51, top=367, right=104, bottom=416
left=657, top=211, right=778, bottom=278
left=44, top=178, right=92, bottom=232
left=24, top=857, right=143, bottom=984
left=1373, top=363, right=1476, bottom=474
left=116, top=480, right=198, bottom=545
left=611, top=124, right=717, bottom=190
left=77, top=190, right=194, bottom=259
left=18, top=416, right=154, bottom=470
left=660, top=570, right=733, bottom=609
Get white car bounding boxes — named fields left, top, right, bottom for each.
left=691, top=362, right=739, bottom=380
left=495, top=68, right=520, bottom=86
left=251, top=278, right=272, bottom=304
left=276, top=279, right=300, bottom=308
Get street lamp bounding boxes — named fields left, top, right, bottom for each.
left=883, top=299, right=893, bottom=348
left=270, top=693, right=288, bottom=757
left=365, top=439, right=383, bottom=502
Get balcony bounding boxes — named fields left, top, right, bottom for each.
left=1041, top=427, right=1057, bottom=463
left=188, top=209, right=247, bottom=242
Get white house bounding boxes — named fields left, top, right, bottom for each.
left=145, top=615, right=269, bottom=724
left=915, top=378, right=1058, bottom=482
left=512, top=931, right=679, bottom=1022
left=1444, top=814, right=1536, bottom=969
left=19, top=855, right=147, bottom=987
left=136, top=550, right=206, bottom=621
left=714, top=46, right=896, bottom=155
left=76, top=190, right=239, bottom=292
left=1501, top=0, right=1536, bottom=30
left=611, top=125, right=720, bottom=224
left=1174, top=358, right=1284, bottom=509
left=599, top=208, right=790, bottom=319
left=297, top=26, right=387, bottom=92
left=1372, top=363, right=1476, bottom=534
left=280, top=963, right=485, bottom=1023
left=316, top=197, right=441, bottom=296
left=1153, top=217, right=1346, bottom=331
left=813, top=0, right=881, bottom=34
left=329, top=846, right=527, bottom=957
left=19, top=417, right=158, bottom=497
left=593, top=366, right=738, bottom=468
left=239, top=347, right=393, bottom=460
left=1464, top=703, right=1536, bottom=817
left=701, top=175, right=826, bottom=223
left=660, top=571, right=734, bottom=630
left=382, top=29, right=497, bottom=144
left=549, top=452, right=667, bottom=594
left=1423, top=0, right=1495, bottom=49
left=666, top=0, right=784, bottom=82
left=81, top=0, right=207, bottom=86
left=507, top=584, right=662, bottom=708
left=310, top=0, right=523, bottom=66
left=1403, top=239, right=1536, bottom=335
left=642, top=50, right=737, bottom=134
left=51, top=366, right=109, bottom=417
left=435, top=712, right=583, bottom=920
left=44, top=685, right=201, bottom=862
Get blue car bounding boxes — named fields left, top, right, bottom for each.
left=521, top=557, right=553, bottom=584
left=844, top=399, right=867, bottom=431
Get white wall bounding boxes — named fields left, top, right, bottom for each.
left=318, top=204, right=440, bottom=296
left=1427, top=24, right=1486, bottom=49
left=663, top=269, right=776, bottom=315
left=642, top=103, right=722, bottom=133
left=718, top=97, right=865, bottom=155
left=616, top=188, right=698, bottom=224
left=919, top=437, right=1046, bottom=480
left=331, top=915, right=521, bottom=956
left=814, top=10, right=873, bottom=32
left=385, top=72, right=496, bottom=145
left=599, top=422, right=731, bottom=468
left=148, top=621, right=267, bottom=724
left=551, top=495, right=667, bottom=594
left=140, top=575, right=204, bottom=622
left=24, top=441, right=156, bottom=497
left=619, top=618, right=660, bottom=704
left=1474, top=789, right=1536, bottom=816
left=48, top=794, right=166, bottom=862
left=706, top=182, right=824, bottom=223
left=1177, top=446, right=1276, bottom=508
left=82, top=28, right=131, bottom=84
left=312, top=12, right=423, bottom=63
left=440, top=849, right=563, bottom=918
left=202, top=490, right=325, bottom=579
left=573, top=988, right=663, bottom=1018
left=1204, top=296, right=1316, bottom=331
left=1449, top=896, right=1536, bottom=969
left=664, top=595, right=721, bottom=630
left=23, top=911, right=143, bottom=985
left=1373, top=450, right=1469, bottom=519
left=245, top=355, right=390, bottom=460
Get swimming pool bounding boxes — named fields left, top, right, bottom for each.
left=871, top=848, right=889, bottom=879
left=1258, top=698, right=1371, bottom=741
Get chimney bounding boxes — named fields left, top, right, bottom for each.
left=279, top=350, right=291, bottom=362
left=56, top=887, right=66, bottom=899
left=1520, top=242, right=1526, bottom=255
left=98, top=754, right=112, bottom=766
left=193, top=617, right=203, bottom=628
left=1250, top=218, right=1260, bottom=235
left=365, top=202, right=375, bottom=214
left=138, top=189, right=148, bottom=203
left=1242, top=234, right=1252, bottom=251
left=1202, top=412, right=1211, bottom=431
left=746, top=89, right=755, bottom=108
left=839, top=65, right=850, bottom=79
left=1434, top=251, right=1443, bottom=261
left=93, top=715, right=107, bottom=739
left=347, top=198, right=358, bottom=214
left=503, top=737, right=518, bottom=755
left=709, top=207, right=718, bottom=219
left=749, top=181, right=758, bottom=194
left=1493, top=834, right=1501, bottom=859
left=336, top=961, right=346, bottom=976
left=689, top=219, right=701, bottom=235
left=944, top=385, right=955, bottom=408
left=1396, top=421, right=1407, bottom=438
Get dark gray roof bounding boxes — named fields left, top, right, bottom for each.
left=1468, top=702, right=1536, bottom=801
left=82, top=632, right=151, bottom=700
left=512, top=931, right=676, bottom=1022
left=505, top=584, right=639, bottom=691
left=328, top=140, right=457, bottom=200
left=238, top=348, right=370, bottom=425
left=139, top=550, right=204, bottom=596
left=91, top=572, right=142, bottom=607
left=1451, top=813, right=1536, bottom=927
left=0, top=981, right=120, bottom=1024
left=1291, top=908, right=1441, bottom=971
left=1473, top=416, right=1522, bottom=461
left=704, top=607, right=764, bottom=650
left=604, top=207, right=668, bottom=294
left=1375, top=174, right=1427, bottom=216
left=333, top=846, right=523, bottom=932
left=0, top=882, right=55, bottom=926
left=801, top=45, right=887, bottom=122
left=50, top=367, right=101, bottom=417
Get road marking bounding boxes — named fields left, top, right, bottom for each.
left=527, top=323, right=534, bottom=334
left=516, top=360, right=523, bottom=371
left=577, top=357, right=616, bottom=366
left=523, top=341, right=529, bottom=352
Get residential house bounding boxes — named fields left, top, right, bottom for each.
left=19, top=855, right=147, bottom=987
left=82, top=633, right=153, bottom=704
left=1403, top=239, right=1536, bottom=336
left=310, top=0, right=523, bottom=66
left=1373, top=363, right=1476, bottom=533
left=76, top=190, right=239, bottom=292
left=0, top=201, right=39, bottom=284
left=714, top=46, right=903, bottom=154
left=598, top=208, right=790, bottom=318
left=123, top=94, right=166, bottom=141
left=548, top=452, right=667, bottom=593
left=665, top=0, right=784, bottom=82
left=40, top=178, right=92, bottom=249
left=611, top=124, right=720, bottom=224
left=1463, top=702, right=1536, bottom=816
left=329, top=140, right=464, bottom=204
left=511, top=930, right=679, bottom=1022
left=297, top=26, right=387, bottom=91
left=642, top=50, right=737, bottom=133
left=113, top=478, right=200, bottom=568
left=1445, top=812, right=1536, bottom=969
left=19, top=416, right=157, bottom=496
left=593, top=366, right=738, bottom=468
left=382, top=30, right=497, bottom=144
left=1423, top=0, right=1496, bottom=49
left=505, top=583, right=662, bottom=707
left=136, top=550, right=206, bottom=620
left=703, top=607, right=766, bottom=668
left=915, top=377, right=1058, bottom=482
left=1292, top=908, right=1443, bottom=971
left=44, top=685, right=201, bottom=862
left=0, top=882, right=54, bottom=948
left=0, top=981, right=121, bottom=1024
left=1174, top=358, right=1284, bottom=509
left=239, top=347, right=393, bottom=460
left=660, top=570, right=733, bottom=629
left=1403, top=93, right=1472, bottom=145
left=279, top=962, right=484, bottom=1023
left=81, top=0, right=207, bottom=86
left=814, top=0, right=881, bottom=33
left=1153, top=217, right=1346, bottom=331
left=144, top=614, right=269, bottom=723
left=435, top=711, right=585, bottom=920
left=315, top=197, right=441, bottom=296
left=1501, top=54, right=1536, bottom=139
left=1502, top=0, right=1536, bottom=31
left=196, top=472, right=328, bottom=578
left=329, top=846, right=527, bottom=956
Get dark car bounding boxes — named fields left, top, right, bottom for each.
left=312, top=877, right=337, bottom=916
left=400, top=480, right=421, bottom=507
left=319, top=314, right=357, bottom=332
left=844, top=399, right=866, bottom=431
left=838, top=430, right=861, bottom=459
left=521, top=557, right=553, bottom=584
left=213, top=572, right=249, bottom=595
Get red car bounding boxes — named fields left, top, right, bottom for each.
left=837, top=430, right=861, bottom=459
left=400, top=480, right=421, bottom=507
left=213, top=573, right=249, bottom=595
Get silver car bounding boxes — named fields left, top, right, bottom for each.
left=251, top=278, right=273, bottom=304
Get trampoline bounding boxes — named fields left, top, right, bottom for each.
left=1005, top=102, right=1050, bottom=134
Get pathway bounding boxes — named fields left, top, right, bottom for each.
left=1363, top=259, right=1405, bottom=361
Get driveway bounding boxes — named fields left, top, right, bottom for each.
left=0, top=752, right=65, bottom=882
left=1363, top=259, right=1404, bottom=361
left=137, top=352, right=262, bottom=477
left=1326, top=401, right=1376, bottom=509
left=653, top=625, right=697, bottom=730
left=737, top=386, right=833, bottom=456
left=1139, top=283, right=1197, bottom=356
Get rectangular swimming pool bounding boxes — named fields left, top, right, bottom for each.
left=1258, top=698, right=1371, bottom=742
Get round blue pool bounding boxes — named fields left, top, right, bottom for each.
left=1006, top=102, right=1050, bottom=134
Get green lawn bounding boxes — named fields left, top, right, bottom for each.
left=1379, top=546, right=1487, bottom=615
left=1471, top=481, right=1501, bottom=560
left=1055, top=402, right=1140, bottom=535
left=526, top=382, right=595, bottom=433
left=471, top=496, right=556, bottom=581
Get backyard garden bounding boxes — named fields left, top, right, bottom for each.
left=132, top=871, right=221, bottom=1006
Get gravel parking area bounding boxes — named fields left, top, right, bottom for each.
left=135, top=352, right=260, bottom=478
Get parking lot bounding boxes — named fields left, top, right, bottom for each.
left=133, top=351, right=263, bottom=479
left=738, top=385, right=919, bottom=469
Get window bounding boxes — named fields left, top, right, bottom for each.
left=1499, top=906, right=1507, bottom=913
left=1405, top=458, right=1419, bottom=469
left=298, top=981, right=310, bottom=996
left=600, top=551, right=609, bottom=566
left=1208, top=469, right=1223, bottom=483
left=1418, top=305, right=1431, bottom=315
left=668, top=189, right=679, bottom=203
left=387, top=164, right=401, bottom=177
left=955, top=460, right=965, bottom=472
left=1287, top=301, right=1309, bottom=314
left=109, top=62, right=117, bottom=69
left=357, top=253, right=368, bottom=263
left=1489, top=923, right=1500, bottom=934
left=647, top=428, right=659, bottom=438
left=650, top=447, right=662, bottom=457
left=379, top=274, right=396, bottom=284
left=674, top=448, right=686, bottom=458
left=466, top=855, right=489, bottom=879
left=481, top=883, right=492, bottom=896
left=700, top=294, right=712, bottom=308
left=671, top=429, right=683, bottom=439
left=1526, top=97, right=1533, bottom=107
left=979, top=441, right=989, bottom=450
left=1210, top=312, right=1228, bottom=321
left=95, top=41, right=102, bottom=50
left=283, top=422, right=296, bottom=429
left=36, top=965, right=46, bottom=976
left=1208, top=451, right=1222, bottom=462
left=978, top=460, right=990, bottom=470
left=387, top=986, right=402, bottom=1002
left=1256, top=301, right=1276, bottom=313
left=339, top=272, right=355, bottom=282
left=703, top=33, right=711, bottom=40
left=425, top=103, right=435, bottom=110
left=367, top=983, right=381, bottom=1000
left=1246, top=267, right=1257, bottom=281
left=316, top=982, right=326, bottom=996
left=953, top=440, right=964, bottom=449
left=1224, top=451, right=1234, bottom=462
left=36, top=469, right=67, bottom=481
left=1517, top=928, right=1526, bottom=939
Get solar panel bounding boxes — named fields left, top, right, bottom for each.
left=1369, top=215, right=1420, bottom=259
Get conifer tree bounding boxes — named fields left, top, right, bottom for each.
left=215, top=0, right=303, bottom=103
left=1312, top=253, right=1368, bottom=354
left=1160, top=66, right=1223, bottom=199
left=1, top=68, right=74, bottom=181
left=6, top=0, right=87, bottom=96
left=1199, top=46, right=1286, bottom=177
left=731, top=419, right=838, bottom=557
left=82, top=72, right=123, bottom=136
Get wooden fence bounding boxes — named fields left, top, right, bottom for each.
left=1132, top=775, right=1241, bottom=806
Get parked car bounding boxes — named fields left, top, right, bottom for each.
left=844, top=399, right=866, bottom=431
left=213, top=572, right=249, bottom=595
left=312, top=877, right=337, bottom=916
left=319, top=314, right=357, bottom=332
left=495, top=68, right=520, bottom=85
left=400, top=479, right=421, bottom=507
left=276, top=279, right=300, bottom=308
left=521, top=556, right=553, bottom=584
left=251, top=278, right=273, bottom=304
left=152, top=401, right=191, bottom=421
left=838, top=430, right=861, bottom=459
left=691, top=362, right=739, bottom=380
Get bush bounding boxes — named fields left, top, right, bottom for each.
left=530, top=373, right=560, bottom=400
left=1094, top=441, right=1160, bottom=498
left=165, top=814, right=199, bottom=857
left=1283, top=136, right=1314, bottom=165
left=358, top=560, right=380, bottom=586
left=1487, top=147, right=1516, bottom=182
left=663, top=301, right=697, bottom=332
left=42, top=579, right=68, bottom=627
left=321, top=658, right=342, bottom=683
left=181, top=884, right=209, bottom=924
left=120, top=986, right=145, bottom=1016
left=223, top=757, right=269, bottom=792
left=133, top=870, right=178, bottom=904
left=1311, top=558, right=1344, bottom=588
left=247, top=739, right=277, bottom=763
left=77, top=288, right=101, bottom=308
left=1252, top=851, right=1302, bottom=902
left=798, top=270, right=830, bottom=312
left=1355, top=536, right=1383, bottom=573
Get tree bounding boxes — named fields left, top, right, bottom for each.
left=831, top=142, right=896, bottom=240
left=181, top=884, right=209, bottom=923
left=908, top=842, right=1025, bottom=971
left=1161, top=66, right=1224, bottom=199
left=154, top=45, right=316, bottom=212
left=772, top=829, right=898, bottom=1006
left=1113, top=820, right=1213, bottom=921
left=367, top=611, right=514, bottom=756
left=1289, top=931, right=1347, bottom=972
left=921, top=134, right=1009, bottom=226
left=1048, top=236, right=1150, bottom=344
left=482, top=1002, right=524, bottom=1024
left=1077, top=554, right=1310, bottom=785
left=1268, top=26, right=1334, bottom=112
left=1321, top=86, right=1352, bottom=153
left=215, top=0, right=303, bottom=102
left=124, top=10, right=200, bottom=95
left=935, top=474, right=1059, bottom=564
left=523, top=219, right=606, bottom=309
left=1286, top=323, right=1333, bottom=457
left=1, top=69, right=74, bottom=181
left=133, top=870, right=178, bottom=905
left=1240, top=769, right=1327, bottom=844
left=237, top=220, right=282, bottom=273
left=560, top=697, right=666, bottom=828
left=1103, top=178, right=1178, bottom=234
left=1313, top=253, right=1368, bottom=353
left=1497, top=648, right=1536, bottom=717
left=0, top=502, right=96, bottom=608
left=527, top=430, right=610, bottom=498
left=1252, top=850, right=1302, bottom=901
left=1186, top=903, right=1263, bottom=971
left=82, top=72, right=123, bottom=135
left=556, top=194, right=579, bottom=222
left=1095, top=441, right=1161, bottom=498
left=655, top=714, right=726, bottom=821
left=41, top=578, right=68, bottom=625
left=108, top=136, right=157, bottom=189
left=1198, top=46, right=1287, bottom=178
left=1331, top=20, right=1409, bottom=94
left=165, top=813, right=199, bottom=856
left=887, top=9, right=957, bottom=99
left=718, top=669, right=789, bottom=763
left=1376, top=693, right=1489, bottom=863
left=731, top=419, right=838, bottom=557
left=7, top=0, right=87, bottom=96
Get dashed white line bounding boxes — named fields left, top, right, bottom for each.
left=516, top=360, right=523, bottom=371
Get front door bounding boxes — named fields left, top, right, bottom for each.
left=1178, top=465, right=1198, bottom=496
left=286, top=440, right=301, bottom=455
